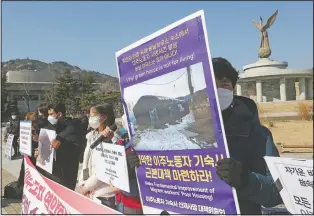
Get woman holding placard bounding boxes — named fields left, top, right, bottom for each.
left=78, top=103, right=117, bottom=209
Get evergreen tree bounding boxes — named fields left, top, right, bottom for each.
left=55, top=68, right=79, bottom=116
left=79, top=72, right=97, bottom=110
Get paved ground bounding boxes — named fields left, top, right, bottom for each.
left=1, top=169, right=22, bottom=215
left=1, top=140, right=23, bottom=215
left=0, top=125, right=312, bottom=215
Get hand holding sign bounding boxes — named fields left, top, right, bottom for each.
left=34, top=148, right=39, bottom=158
left=51, top=139, right=61, bottom=149
left=33, top=134, right=39, bottom=142
left=216, top=158, right=249, bottom=190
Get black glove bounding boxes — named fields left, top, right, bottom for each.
left=127, top=151, right=140, bottom=177
left=216, top=158, right=249, bottom=190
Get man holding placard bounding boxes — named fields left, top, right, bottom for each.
left=40, top=103, right=81, bottom=190
left=213, top=57, right=283, bottom=214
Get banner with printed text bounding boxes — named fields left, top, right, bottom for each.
left=116, top=10, right=239, bottom=215
left=22, top=156, right=120, bottom=214
left=265, top=156, right=313, bottom=215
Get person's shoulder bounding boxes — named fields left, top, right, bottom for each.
left=234, top=96, right=258, bottom=115
left=86, top=130, right=95, bottom=139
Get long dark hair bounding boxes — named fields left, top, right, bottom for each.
left=93, top=103, right=115, bottom=128
left=37, top=103, right=49, bottom=118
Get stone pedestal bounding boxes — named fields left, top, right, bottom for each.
left=236, top=83, right=242, bottom=96
left=280, top=78, right=287, bottom=101
left=299, top=78, right=307, bottom=100
left=256, top=80, right=262, bottom=103
left=307, top=78, right=313, bottom=99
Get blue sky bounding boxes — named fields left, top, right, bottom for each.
left=3, top=1, right=313, bottom=77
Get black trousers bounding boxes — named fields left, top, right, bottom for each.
left=12, top=136, right=19, bottom=155
left=18, top=156, right=37, bottom=185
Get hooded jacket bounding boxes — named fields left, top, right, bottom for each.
left=223, top=96, right=282, bottom=214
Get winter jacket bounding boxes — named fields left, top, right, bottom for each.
left=41, top=117, right=80, bottom=190
left=115, top=136, right=142, bottom=210
left=222, top=96, right=282, bottom=214
left=78, top=130, right=115, bottom=201
left=262, top=126, right=280, bottom=157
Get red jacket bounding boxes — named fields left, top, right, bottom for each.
left=115, top=138, right=142, bottom=209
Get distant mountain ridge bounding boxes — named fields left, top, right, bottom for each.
left=2, top=58, right=120, bottom=91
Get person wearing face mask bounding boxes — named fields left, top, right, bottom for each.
left=40, top=102, right=81, bottom=190
left=213, top=57, right=283, bottom=214
left=7, top=111, right=21, bottom=159
left=78, top=103, right=117, bottom=209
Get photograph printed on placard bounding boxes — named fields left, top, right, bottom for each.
left=124, top=62, right=217, bottom=151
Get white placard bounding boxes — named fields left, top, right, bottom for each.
left=265, top=156, right=313, bottom=215
left=95, top=143, right=130, bottom=193
left=36, top=129, right=56, bottom=174
left=4, top=134, right=15, bottom=160
left=19, top=120, right=33, bottom=156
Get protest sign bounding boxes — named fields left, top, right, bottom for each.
left=265, top=156, right=313, bottom=215
left=36, top=129, right=56, bottom=174
left=95, top=142, right=130, bottom=192
left=4, top=134, right=14, bottom=160
left=116, top=10, right=239, bottom=215
left=19, top=120, right=33, bottom=156
left=22, top=156, right=120, bottom=214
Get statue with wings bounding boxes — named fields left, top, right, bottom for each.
left=252, top=10, right=278, bottom=58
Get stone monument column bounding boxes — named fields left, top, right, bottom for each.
left=279, top=78, right=287, bottom=101
left=299, top=78, right=307, bottom=100
left=256, top=80, right=262, bottom=103
left=307, top=78, right=313, bottom=99
left=236, top=83, right=242, bottom=96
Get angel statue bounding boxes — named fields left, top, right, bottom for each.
left=252, top=10, right=278, bottom=58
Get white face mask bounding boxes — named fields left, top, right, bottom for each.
left=217, top=88, right=234, bottom=111
left=89, top=116, right=101, bottom=129
left=48, top=115, right=58, bottom=125
left=12, top=115, right=17, bottom=120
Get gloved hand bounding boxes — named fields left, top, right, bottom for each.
left=216, top=158, right=249, bottom=190
left=127, top=150, right=140, bottom=177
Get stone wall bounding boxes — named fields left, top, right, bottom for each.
left=240, top=81, right=256, bottom=98
left=262, top=79, right=280, bottom=102
left=286, top=78, right=297, bottom=101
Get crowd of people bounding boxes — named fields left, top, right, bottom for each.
left=3, top=57, right=285, bottom=215
left=4, top=102, right=143, bottom=214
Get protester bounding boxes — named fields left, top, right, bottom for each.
left=4, top=108, right=48, bottom=200
left=17, top=103, right=49, bottom=186
left=212, top=57, right=283, bottom=214
left=17, top=112, right=38, bottom=186
left=78, top=103, right=116, bottom=209
left=41, top=102, right=80, bottom=190
left=7, top=111, right=21, bottom=159
left=113, top=114, right=143, bottom=214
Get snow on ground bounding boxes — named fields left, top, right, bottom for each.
left=134, top=113, right=202, bottom=150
